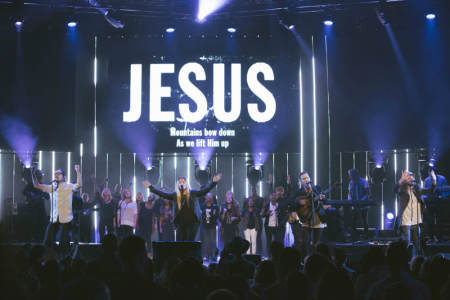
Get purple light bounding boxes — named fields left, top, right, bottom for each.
left=68, top=21, right=77, bottom=28
left=426, top=13, right=436, bottom=20
left=192, top=147, right=215, bottom=171
left=227, top=27, right=236, bottom=33
left=376, top=164, right=382, bottom=169
left=166, top=27, right=175, bottom=33
left=323, top=20, right=333, bottom=26
left=14, top=21, right=23, bottom=27
left=0, top=116, right=38, bottom=167
left=197, top=0, right=230, bottom=22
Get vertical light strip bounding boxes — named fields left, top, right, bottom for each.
left=161, top=153, right=164, bottom=187
left=299, top=60, right=304, bottom=171
left=79, top=144, right=83, bottom=192
left=365, top=151, right=369, bottom=181
left=12, top=154, right=16, bottom=210
left=394, top=149, right=398, bottom=216
left=94, top=36, right=98, bottom=179
left=272, top=153, right=275, bottom=191
left=231, top=156, right=234, bottom=193
left=381, top=184, right=384, bottom=230
left=353, top=152, right=356, bottom=169
left=80, top=143, right=83, bottom=158
left=38, top=150, right=42, bottom=170
left=187, top=155, right=191, bottom=186
left=312, top=36, right=318, bottom=184
left=106, top=153, right=109, bottom=179
left=119, top=153, right=122, bottom=185
left=133, top=153, right=136, bottom=200
left=406, top=149, right=409, bottom=171
left=0, top=150, right=2, bottom=221
left=259, top=181, right=262, bottom=197
left=339, top=152, right=343, bottom=201
left=286, top=153, right=289, bottom=177
left=67, top=152, right=71, bottom=183
left=245, top=153, right=249, bottom=198
left=325, top=35, right=332, bottom=188
left=94, top=126, right=97, bottom=158
left=174, top=153, right=177, bottom=189
left=52, top=151, right=55, bottom=181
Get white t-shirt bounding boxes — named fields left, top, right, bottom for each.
left=402, top=189, right=422, bottom=226
left=268, top=202, right=278, bottom=227
left=42, top=182, right=78, bottom=223
left=118, top=200, right=137, bottom=227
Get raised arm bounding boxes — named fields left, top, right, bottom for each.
left=31, top=169, right=51, bottom=193
left=142, top=181, right=175, bottom=200
left=191, top=173, right=222, bottom=197
left=74, top=164, right=82, bottom=190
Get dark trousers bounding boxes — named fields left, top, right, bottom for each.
left=118, top=225, right=134, bottom=241
left=160, top=224, right=175, bottom=241
left=352, top=208, right=369, bottom=239
left=44, top=221, right=72, bottom=255
left=401, top=224, right=425, bottom=256
left=176, top=222, right=199, bottom=241
left=265, top=226, right=283, bottom=255
left=202, top=225, right=217, bottom=259
left=140, top=230, right=153, bottom=254
left=222, top=224, right=237, bottom=247
left=301, top=227, right=323, bottom=256
left=290, top=222, right=304, bottom=253
left=79, top=216, right=92, bottom=243
left=99, top=219, right=114, bottom=242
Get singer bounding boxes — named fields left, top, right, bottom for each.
left=142, top=173, right=222, bottom=241
left=394, top=170, right=435, bottom=256
left=32, top=164, right=82, bottom=255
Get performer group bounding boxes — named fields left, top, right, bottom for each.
left=27, top=161, right=447, bottom=259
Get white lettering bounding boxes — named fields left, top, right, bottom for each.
left=178, top=63, right=208, bottom=123
left=247, top=62, right=276, bottom=123
left=150, top=64, right=175, bottom=122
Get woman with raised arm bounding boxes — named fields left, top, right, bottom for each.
left=142, top=173, right=222, bottom=241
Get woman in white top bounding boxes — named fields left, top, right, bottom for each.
left=117, top=188, right=138, bottom=241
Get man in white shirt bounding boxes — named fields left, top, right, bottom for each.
left=32, top=164, right=82, bottom=254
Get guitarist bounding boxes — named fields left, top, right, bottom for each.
left=289, top=171, right=326, bottom=256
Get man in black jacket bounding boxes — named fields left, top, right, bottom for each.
left=142, top=173, right=222, bottom=241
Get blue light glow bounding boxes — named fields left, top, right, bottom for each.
left=68, top=21, right=77, bottom=28
left=227, top=27, right=236, bottom=33
left=426, top=13, right=436, bottom=20
left=166, top=27, right=175, bottom=33
left=323, top=20, right=333, bottom=26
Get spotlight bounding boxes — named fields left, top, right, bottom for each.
left=146, top=166, right=160, bottom=185
left=166, top=27, right=175, bottom=33
left=15, top=20, right=23, bottom=27
left=67, top=21, right=77, bottom=28
left=247, top=160, right=263, bottom=187
left=370, top=164, right=386, bottom=185
left=426, top=13, right=436, bottom=20
left=323, top=20, right=333, bottom=26
left=195, top=164, right=211, bottom=186
left=227, top=27, right=236, bottom=33
left=288, top=24, right=295, bottom=30
left=386, top=212, right=394, bottom=220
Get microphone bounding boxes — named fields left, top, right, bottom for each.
left=49, top=179, right=58, bottom=184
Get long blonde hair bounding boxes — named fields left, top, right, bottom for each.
left=175, top=177, right=190, bottom=209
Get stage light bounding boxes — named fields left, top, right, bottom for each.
left=195, top=165, right=211, bottom=186
left=146, top=162, right=160, bottom=185
left=67, top=21, right=77, bottom=28
left=394, top=149, right=398, bottom=216
left=247, top=160, right=263, bottom=187
left=288, top=25, right=295, bottom=30
left=38, top=150, right=42, bottom=170
left=166, top=27, right=175, bottom=33
left=67, top=152, right=71, bottom=183
left=197, top=0, right=229, bottom=22
left=14, top=20, right=23, bottom=27
left=227, top=27, right=236, bottom=33
left=386, top=212, right=394, bottom=220
left=312, top=47, right=317, bottom=183
left=426, top=13, right=436, bottom=20
left=299, top=61, right=303, bottom=171
left=94, top=125, right=97, bottom=158
left=370, top=165, right=386, bottom=185
left=52, top=151, right=55, bottom=181
left=187, top=156, right=191, bottom=185
left=80, top=143, right=83, bottom=158
left=428, top=158, right=436, bottom=167
left=323, top=20, right=333, bottom=26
